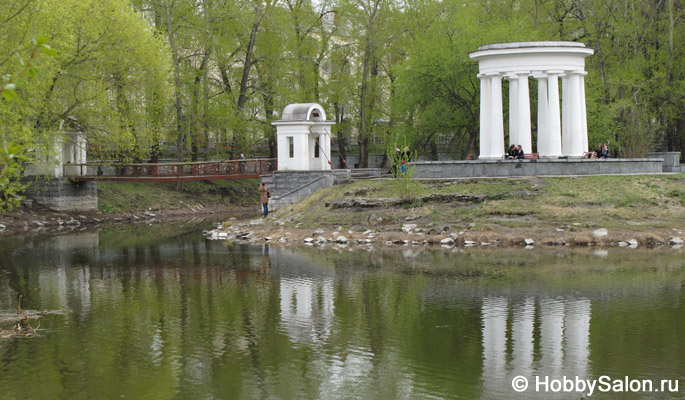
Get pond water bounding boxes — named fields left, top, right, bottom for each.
left=0, top=226, right=683, bottom=399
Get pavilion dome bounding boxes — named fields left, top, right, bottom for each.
left=280, top=103, right=327, bottom=122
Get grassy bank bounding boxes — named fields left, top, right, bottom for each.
left=265, top=174, right=685, bottom=244
left=97, top=179, right=260, bottom=214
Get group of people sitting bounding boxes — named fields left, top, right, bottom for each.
left=505, top=142, right=610, bottom=160
left=584, top=142, right=610, bottom=159
left=506, top=144, right=525, bottom=159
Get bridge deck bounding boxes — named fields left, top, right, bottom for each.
left=65, top=159, right=276, bottom=182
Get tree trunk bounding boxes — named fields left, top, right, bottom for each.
left=430, top=140, right=438, bottom=160
left=190, top=54, right=208, bottom=162
left=358, top=17, right=373, bottom=169
left=232, top=15, right=262, bottom=157
left=237, top=18, right=261, bottom=112
left=467, top=126, right=478, bottom=159
left=665, top=0, right=675, bottom=150
left=202, top=0, right=212, bottom=161
left=262, top=81, right=276, bottom=159
left=334, top=102, right=348, bottom=169
left=162, top=0, right=185, bottom=163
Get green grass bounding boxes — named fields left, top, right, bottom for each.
left=272, top=174, right=685, bottom=232
left=97, top=179, right=259, bottom=213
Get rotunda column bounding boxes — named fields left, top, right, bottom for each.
left=489, top=73, right=505, bottom=159
left=547, top=72, right=563, bottom=157
left=517, top=74, right=532, bottom=154
left=478, top=74, right=492, bottom=158
left=319, top=131, right=330, bottom=170
left=579, top=72, right=589, bottom=155
left=507, top=74, right=520, bottom=148
left=568, top=72, right=584, bottom=157
left=534, top=73, right=550, bottom=156
left=561, top=74, right=572, bottom=156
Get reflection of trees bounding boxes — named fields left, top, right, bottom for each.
left=0, top=234, right=684, bottom=399
left=0, top=232, right=99, bottom=310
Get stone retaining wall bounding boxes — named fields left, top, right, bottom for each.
left=412, top=158, right=664, bottom=179
left=648, top=152, right=683, bottom=173
left=261, top=170, right=351, bottom=211
left=22, top=177, right=98, bottom=212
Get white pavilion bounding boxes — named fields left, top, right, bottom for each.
left=271, top=103, right=335, bottom=171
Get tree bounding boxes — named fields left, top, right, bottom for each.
left=24, top=0, right=171, bottom=161
left=0, top=0, right=170, bottom=212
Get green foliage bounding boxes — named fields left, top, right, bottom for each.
left=0, top=35, right=56, bottom=101
left=386, top=148, right=423, bottom=205
left=0, top=31, right=57, bottom=212
left=3, top=0, right=685, bottom=214
left=1, top=0, right=172, bottom=162
left=0, top=141, right=26, bottom=212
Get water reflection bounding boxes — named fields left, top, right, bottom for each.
left=0, top=229, right=683, bottom=400
left=279, top=276, right=335, bottom=344
left=482, top=297, right=591, bottom=398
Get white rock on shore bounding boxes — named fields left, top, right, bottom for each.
left=401, top=224, right=417, bottom=233
left=592, top=228, right=608, bottom=238
left=669, top=237, right=684, bottom=246
left=440, top=237, right=455, bottom=245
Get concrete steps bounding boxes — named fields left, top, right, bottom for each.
left=350, top=168, right=385, bottom=180
left=351, top=172, right=376, bottom=180
left=261, top=170, right=351, bottom=211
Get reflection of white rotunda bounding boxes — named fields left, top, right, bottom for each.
left=470, top=42, right=594, bottom=159
left=481, top=296, right=591, bottom=399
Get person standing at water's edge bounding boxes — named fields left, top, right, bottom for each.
left=259, top=182, right=269, bottom=218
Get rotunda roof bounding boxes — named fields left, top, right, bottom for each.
left=280, top=103, right=327, bottom=121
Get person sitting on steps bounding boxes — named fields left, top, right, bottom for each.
left=598, top=142, right=609, bottom=159
left=506, top=144, right=516, bottom=159
left=508, top=144, right=524, bottom=160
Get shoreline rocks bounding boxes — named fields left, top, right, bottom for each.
left=203, top=221, right=685, bottom=251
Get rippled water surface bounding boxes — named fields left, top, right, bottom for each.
left=0, top=227, right=684, bottom=399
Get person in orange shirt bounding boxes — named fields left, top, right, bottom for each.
left=259, top=182, right=269, bottom=218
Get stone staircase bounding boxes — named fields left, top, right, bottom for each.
left=261, top=170, right=351, bottom=211
left=350, top=168, right=385, bottom=180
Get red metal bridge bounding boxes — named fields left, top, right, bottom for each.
left=64, top=159, right=277, bottom=182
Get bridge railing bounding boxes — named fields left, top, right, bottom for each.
left=64, top=159, right=277, bottom=180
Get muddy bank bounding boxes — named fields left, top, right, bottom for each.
left=205, top=217, right=685, bottom=250
left=0, top=203, right=259, bottom=237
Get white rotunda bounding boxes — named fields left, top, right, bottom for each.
left=470, top=42, right=594, bottom=159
